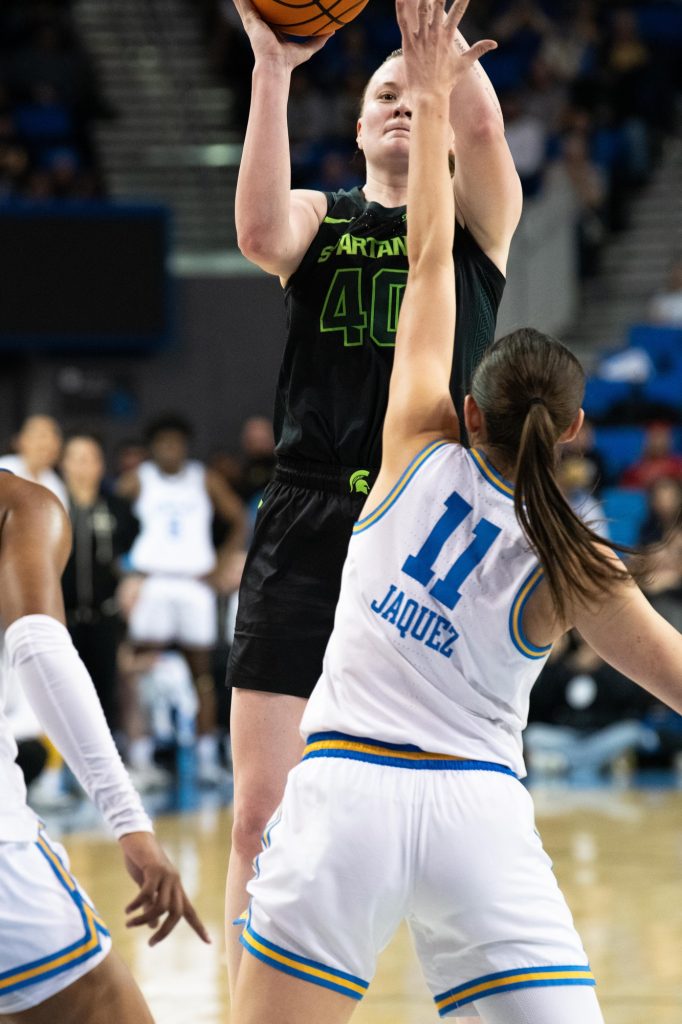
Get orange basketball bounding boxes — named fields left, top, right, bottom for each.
left=253, top=0, right=370, bottom=36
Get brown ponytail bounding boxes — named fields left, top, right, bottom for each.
left=471, top=328, right=631, bottom=622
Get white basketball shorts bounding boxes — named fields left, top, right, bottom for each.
left=241, top=733, right=596, bottom=1018
left=0, top=830, right=111, bottom=1014
left=128, top=574, right=217, bottom=648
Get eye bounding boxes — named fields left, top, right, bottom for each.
left=378, top=91, right=396, bottom=101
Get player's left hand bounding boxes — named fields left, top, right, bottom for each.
left=119, top=831, right=211, bottom=947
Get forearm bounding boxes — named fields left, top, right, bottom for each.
left=408, top=91, right=455, bottom=272
left=6, top=615, right=153, bottom=839
left=235, top=57, right=294, bottom=254
left=450, top=30, right=503, bottom=133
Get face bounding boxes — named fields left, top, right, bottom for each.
left=62, top=437, right=105, bottom=490
left=18, top=416, right=62, bottom=470
left=150, top=429, right=189, bottom=474
left=357, top=58, right=413, bottom=172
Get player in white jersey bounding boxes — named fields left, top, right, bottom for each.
left=0, top=470, right=209, bottom=1023
left=231, top=2, right=682, bottom=1022
left=118, top=415, right=245, bottom=782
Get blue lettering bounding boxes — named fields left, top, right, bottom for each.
left=371, top=584, right=397, bottom=614
left=411, top=607, right=436, bottom=641
left=439, top=626, right=458, bottom=659
left=425, top=615, right=449, bottom=653
left=382, top=591, right=404, bottom=624
left=396, top=599, right=419, bottom=638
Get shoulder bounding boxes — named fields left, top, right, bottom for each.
left=0, top=473, right=69, bottom=537
left=291, top=189, right=328, bottom=222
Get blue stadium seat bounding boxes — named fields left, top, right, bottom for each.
left=642, top=373, right=682, bottom=414
left=601, top=487, right=648, bottom=547
left=628, top=324, right=682, bottom=373
left=593, top=426, right=646, bottom=480
left=582, top=378, right=633, bottom=419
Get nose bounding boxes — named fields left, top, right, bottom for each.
left=393, top=100, right=412, bottom=119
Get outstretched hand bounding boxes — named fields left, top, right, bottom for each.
left=120, top=831, right=211, bottom=947
left=396, top=0, right=496, bottom=96
left=233, top=0, right=334, bottom=71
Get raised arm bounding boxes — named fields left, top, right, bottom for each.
left=447, top=3, right=522, bottom=273
left=233, top=0, right=331, bottom=280
left=380, top=0, right=495, bottom=476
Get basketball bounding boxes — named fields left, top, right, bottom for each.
left=252, top=0, right=370, bottom=36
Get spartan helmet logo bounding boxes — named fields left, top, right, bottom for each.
left=349, top=469, right=371, bottom=495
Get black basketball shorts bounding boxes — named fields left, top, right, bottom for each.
left=226, top=458, right=377, bottom=700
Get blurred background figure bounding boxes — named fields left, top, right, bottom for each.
left=0, top=414, right=67, bottom=506
left=621, top=423, right=682, bottom=488
left=649, top=255, right=682, bottom=327
left=118, top=415, right=246, bottom=786
left=61, top=431, right=139, bottom=733
left=638, top=476, right=682, bottom=545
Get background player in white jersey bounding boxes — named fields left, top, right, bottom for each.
left=231, top=2, right=682, bottom=1022
left=0, top=471, right=209, bottom=1023
left=118, top=415, right=245, bottom=783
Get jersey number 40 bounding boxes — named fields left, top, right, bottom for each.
left=320, top=268, right=407, bottom=347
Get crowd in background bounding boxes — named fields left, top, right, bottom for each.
left=1, top=401, right=680, bottom=800
left=0, top=0, right=110, bottom=202
left=202, top=0, right=681, bottom=278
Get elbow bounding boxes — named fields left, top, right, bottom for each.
left=468, top=116, right=505, bottom=146
left=237, top=228, right=268, bottom=264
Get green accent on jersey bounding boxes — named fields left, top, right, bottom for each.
left=319, top=266, right=407, bottom=349
left=349, top=469, right=371, bottom=495
left=320, top=268, right=367, bottom=346
left=318, top=233, right=407, bottom=265
left=257, top=498, right=264, bottom=509
left=323, top=216, right=355, bottom=224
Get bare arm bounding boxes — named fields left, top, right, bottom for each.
left=572, top=574, right=682, bottom=715
left=379, top=0, right=495, bottom=482
left=0, top=476, right=210, bottom=946
left=448, top=6, right=523, bottom=273
left=233, top=0, right=330, bottom=279
left=205, top=468, right=247, bottom=552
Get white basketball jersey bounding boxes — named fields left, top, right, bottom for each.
left=129, top=461, right=216, bottom=576
left=301, top=441, right=552, bottom=777
left=0, top=645, right=39, bottom=841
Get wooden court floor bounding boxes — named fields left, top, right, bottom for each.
left=66, top=784, right=682, bottom=1023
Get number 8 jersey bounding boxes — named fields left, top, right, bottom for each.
left=301, top=440, right=551, bottom=778
left=276, top=188, right=505, bottom=467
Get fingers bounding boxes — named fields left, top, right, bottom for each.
left=465, top=38, right=497, bottom=63
left=148, top=884, right=183, bottom=948
left=445, top=0, right=468, bottom=29
left=182, top=897, right=212, bottom=945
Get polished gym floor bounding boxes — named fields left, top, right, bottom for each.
left=57, top=779, right=682, bottom=1023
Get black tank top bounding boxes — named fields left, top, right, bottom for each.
left=275, top=187, right=505, bottom=468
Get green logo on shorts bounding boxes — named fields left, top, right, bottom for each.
left=349, top=469, right=371, bottom=495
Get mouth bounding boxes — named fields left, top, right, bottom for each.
left=385, top=126, right=410, bottom=136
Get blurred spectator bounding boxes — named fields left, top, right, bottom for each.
left=0, top=414, right=67, bottom=506
left=558, top=454, right=609, bottom=540
left=112, top=437, right=148, bottom=481
left=117, top=414, right=246, bottom=785
left=237, top=414, right=276, bottom=503
left=560, top=125, right=606, bottom=278
left=649, top=256, right=682, bottom=328
left=61, top=431, right=139, bottom=732
left=561, top=418, right=607, bottom=490
left=641, top=526, right=682, bottom=633
left=525, top=630, right=658, bottom=776
left=638, top=477, right=682, bottom=546
left=621, top=423, right=682, bottom=488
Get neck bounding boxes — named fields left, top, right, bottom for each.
left=69, top=481, right=99, bottom=506
left=362, top=165, right=408, bottom=208
left=476, top=443, right=517, bottom=484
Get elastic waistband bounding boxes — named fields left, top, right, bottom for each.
left=275, top=458, right=378, bottom=496
left=302, top=732, right=517, bottom=776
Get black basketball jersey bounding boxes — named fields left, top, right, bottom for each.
left=274, top=187, right=505, bottom=468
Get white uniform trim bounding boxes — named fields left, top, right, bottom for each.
left=0, top=831, right=111, bottom=1013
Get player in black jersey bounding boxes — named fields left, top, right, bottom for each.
left=226, top=0, right=521, bottom=995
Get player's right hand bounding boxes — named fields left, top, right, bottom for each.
left=233, top=0, right=334, bottom=71
left=119, top=831, right=211, bottom=947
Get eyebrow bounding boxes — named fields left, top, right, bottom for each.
left=375, top=81, right=400, bottom=91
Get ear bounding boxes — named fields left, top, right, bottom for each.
left=464, top=394, right=483, bottom=439
left=356, top=117, right=363, bottom=150
left=558, top=408, right=584, bottom=445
